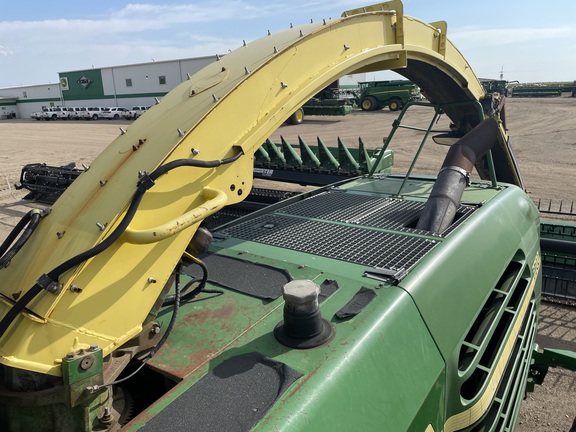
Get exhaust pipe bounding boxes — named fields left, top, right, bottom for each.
left=416, top=118, right=500, bottom=233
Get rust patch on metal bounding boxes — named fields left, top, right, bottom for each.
left=149, top=300, right=238, bottom=379
left=288, top=364, right=320, bottom=399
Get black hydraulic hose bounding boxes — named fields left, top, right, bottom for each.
left=0, top=210, right=33, bottom=259
left=0, top=150, right=244, bottom=341
left=151, top=150, right=244, bottom=178
left=163, top=258, right=208, bottom=306
left=0, top=191, right=146, bottom=341
left=0, top=210, right=44, bottom=268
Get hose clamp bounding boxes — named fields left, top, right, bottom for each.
left=440, top=165, right=470, bottom=186
left=37, top=274, right=63, bottom=295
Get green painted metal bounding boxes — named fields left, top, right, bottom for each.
left=126, top=250, right=445, bottom=431
left=4, top=3, right=573, bottom=431
left=61, top=348, right=105, bottom=407
left=356, top=80, right=420, bottom=111
left=298, top=136, right=321, bottom=168
left=280, top=136, right=303, bottom=167
left=254, top=136, right=394, bottom=178
left=530, top=347, right=576, bottom=390
left=316, top=136, right=341, bottom=170
left=117, top=167, right=541, bottom=431
left=510, top=85, right=562, bottom=98
left=59, top=70, right=106, bottom=101
left=302, top=101, right=353, bottom=116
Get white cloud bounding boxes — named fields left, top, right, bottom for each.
left=0, top=45, right=13, bottom=56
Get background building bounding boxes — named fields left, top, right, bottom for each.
left=0, top=56, right=366, bottom=119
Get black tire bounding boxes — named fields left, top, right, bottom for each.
left=361, top=96, right=377, bottom=111
left=388, top=99, right=402, bottom=111
left=92, top=114, right=98, bottom=120
left=288, top=108, right=304, bottom=125
left=113, top=114, right=120, bottom=120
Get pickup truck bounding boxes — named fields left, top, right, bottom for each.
left=123, top=105, right=149, bottom=120
left=101, top=107, right=129, bottom=120
left=81, top=107, right=107, bottom=120
left=42, top=107, right=61, bottom=120
left=56, top=108, right=76, bottom=120
left=66, top=107, right=86, bottom=120
left=30, top=110, right=45, bottom=120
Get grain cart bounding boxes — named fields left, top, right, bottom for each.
left=1, top=2, right=575, bottom=432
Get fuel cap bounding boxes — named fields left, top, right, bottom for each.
left=274, top=280, right=334, bottom=349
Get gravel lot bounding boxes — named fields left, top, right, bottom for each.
left=0, top=96, right=575, bottom=431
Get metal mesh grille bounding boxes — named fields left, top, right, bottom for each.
left=277, top=191, right=475, bottom=236
left=219, top=190, right=481, bottom=275
left=221, top=214, right=437, bottom=271
left=277, top=191, right=391, bottom=222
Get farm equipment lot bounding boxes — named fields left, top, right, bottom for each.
left=0, top=96, right=575, bottom=431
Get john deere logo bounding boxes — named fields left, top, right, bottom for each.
left=77, top=75, right=93, bottom=89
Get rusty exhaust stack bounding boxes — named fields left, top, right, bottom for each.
left=416, top=118, right=500, bottom=233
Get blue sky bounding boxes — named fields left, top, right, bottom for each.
left=1, top=1, right=575, bottom=88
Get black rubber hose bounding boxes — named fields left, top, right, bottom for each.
left=163, top=259, right=208, bottom=306
left=0, top=191, right=146, bottom=340
left=150, top=150, right=244, bottom=179
left=0, top=210, right=35, bottom=259
left=0, top=211, right=43, bottom=268
left=0, top=151, right=243, bottom=340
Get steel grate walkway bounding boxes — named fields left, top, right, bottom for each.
left=219, top=190, right=480, bottom=275
left=276, top=191, right=476, bottom=235
left=222, top=214, right=438, bottom=271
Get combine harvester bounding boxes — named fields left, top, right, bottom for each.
left=0, top=1, right=575, bottom=431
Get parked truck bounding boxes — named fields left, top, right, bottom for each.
left=356, top=79, right=420, bottom=111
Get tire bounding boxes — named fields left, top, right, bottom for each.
left=361, top=96, right=377, bottom=111
left=388, top=99, right=402, bottom=111
left=288, top=108, right=304, bottom=125
left=92, top=114, right=98, bottom=120
left=114, top=114, right=120, bottom=120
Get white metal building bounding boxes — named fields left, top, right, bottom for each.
left=0, top=56, right=366, bottom=119
left=0, top=56, right=218, bottom=119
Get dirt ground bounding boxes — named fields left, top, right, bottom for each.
left=0, top=96, right=575, bottom=430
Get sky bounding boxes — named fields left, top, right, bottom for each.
left=1, top=1, right=575, bottom=88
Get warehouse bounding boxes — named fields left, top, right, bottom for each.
left=0, top=56, right=367, bottom=119
left=0, top=55, right=219, bottom=119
